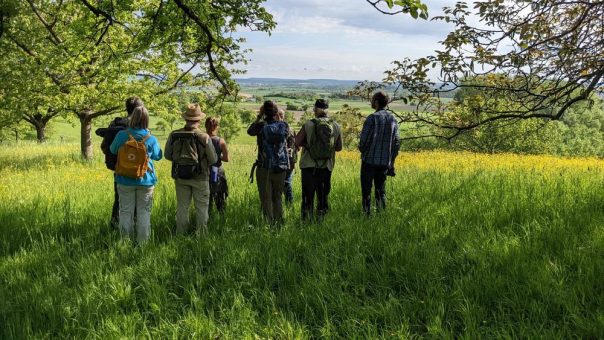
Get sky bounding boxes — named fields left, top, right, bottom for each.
left=237, top=0, right=457, bottom=81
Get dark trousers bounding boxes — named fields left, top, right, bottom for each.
left=112, top=180, right=120, bottom=223
left=360, top=162, right=388, bottom=215
left=301, top=167, right=332, bottom=220
left=210, top=175, right=228, bottom=213
left=284, top=169, right=294, bottom=204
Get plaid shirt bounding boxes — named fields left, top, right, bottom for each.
left=359, top=110, right=401, bottom=167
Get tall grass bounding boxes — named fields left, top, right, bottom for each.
left=1, top=143, right=603, bottom=338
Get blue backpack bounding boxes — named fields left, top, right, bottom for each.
left=261, top=121, right=289, bottom=172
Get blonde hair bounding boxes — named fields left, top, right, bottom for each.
left=129, top=106, right=149, bottom=129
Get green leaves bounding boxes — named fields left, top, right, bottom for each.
left=369, top=0, right=429, bottom=20
left=371, top=0, right=604, bottom=140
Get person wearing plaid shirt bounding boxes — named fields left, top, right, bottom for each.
left=358, top=91, right=401, bottom=215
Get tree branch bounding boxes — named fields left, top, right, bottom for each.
left=171, top=0, right=232, bottom=93
left=155, top=62, right=198, bottom=95
left=26, top=0, right=64, bottom=45
left=89, top=105, right=121, bottom=119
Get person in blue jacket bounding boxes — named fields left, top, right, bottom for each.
left=110, top=106, right=163, bottom=243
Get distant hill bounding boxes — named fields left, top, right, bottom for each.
left=235, top=78, right=360, bottom=87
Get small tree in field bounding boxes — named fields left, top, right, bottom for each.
left=332, top=105, right=366, bottom=150
left=207, top=105, right=242, bottom=143
left=240, top=109, right=256, bottom=125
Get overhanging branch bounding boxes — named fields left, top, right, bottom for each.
left=171, top=0, right=231, bottom=93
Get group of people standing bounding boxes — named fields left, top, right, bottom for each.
left=96, top=98, right=229, bottom=243
left=247, top=92, right=400, bottom=224
left=96, top=91, right=400, bottom=244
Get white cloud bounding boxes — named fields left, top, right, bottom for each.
left=238, top=0, right=466, bottom=80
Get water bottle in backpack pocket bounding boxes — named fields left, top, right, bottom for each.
left=261, top=121, right=289, bottom=172
left=210, top=165, right=219, bottom=183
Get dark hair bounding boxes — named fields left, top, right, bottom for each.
left=260, top=100, right=278, bottom=121
left=314, top=99, right=329, bottom=109
left=125, top=96, right=144, bottom=116
left=129, top=106, right=149, bottom=129
left=205, top=116, right=219, bottom=133
left=372, top=91, right=389, bottom=109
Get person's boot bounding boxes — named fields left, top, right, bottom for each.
left=362, top=197, right=371, bottom=216
left=301, top=209, right=312, bottom=221
left=376, top=195, right=386, bottom=212
left=317, top=209, right=327, bottom=222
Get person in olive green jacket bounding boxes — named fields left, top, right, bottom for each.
left=295, top=99, right=343, bottom=220
left=164, top=104, right=217, bottom=235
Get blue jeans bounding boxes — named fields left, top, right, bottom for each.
left=284, top=169, right=294, bottom=204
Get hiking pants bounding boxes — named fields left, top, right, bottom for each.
left=210, top=169, right=228, bottom=213
left=284, top=169, right=294, bottom=204
left=117, top=184, right=154, bottom=243
left=112, top=176, right=135, bottom=227
left=360, top=162, right=388, bottom=215
left=175, top=178, right=210, bottom=235
left=256, top=166, right=286, bottom=223
left=301, top=167, right=332, bottom=220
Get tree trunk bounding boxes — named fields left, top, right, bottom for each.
left=35, top=121, right=47, bottom=143
left=14, top=129, right=19, bottom=142
left=80, top=113, right=93, bottom=160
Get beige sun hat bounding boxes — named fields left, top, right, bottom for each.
left=182, top=103, right=205, bottom=121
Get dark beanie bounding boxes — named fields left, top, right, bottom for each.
left=314, top=99, right=329, bottom=109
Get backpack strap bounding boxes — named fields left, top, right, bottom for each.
left=192, top=132, right=210, bottom=173
left=127, top=132, right=150, bottom=143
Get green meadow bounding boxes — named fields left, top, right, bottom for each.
left=1, top=142, right=603, bottom=338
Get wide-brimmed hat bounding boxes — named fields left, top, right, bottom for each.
left=182, top=103, right=205, bottom=121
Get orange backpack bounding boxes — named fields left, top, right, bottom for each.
left=115, top=133, right=151, bottom=179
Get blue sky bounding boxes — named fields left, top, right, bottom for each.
left=237, top=0, right=456, bottom=81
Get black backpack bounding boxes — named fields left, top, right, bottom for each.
left=261, top=121, right=289, bottom=172
left=96, top=117, right=128, bottom=170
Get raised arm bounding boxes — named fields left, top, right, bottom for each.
left=247, top=120, right=264, bottom=136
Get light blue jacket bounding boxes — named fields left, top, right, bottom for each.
left=110, top=128, right=163, bottom=186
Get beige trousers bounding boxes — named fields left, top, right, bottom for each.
left=175, top=178, right=210, bottom=234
